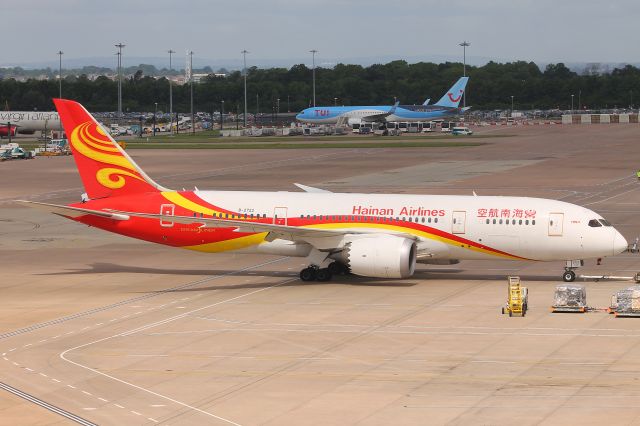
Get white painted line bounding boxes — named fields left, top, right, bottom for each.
left=81, top=327, right=90, bottom=331
left=25, top=368, right=34, bottom=372
left=8, top=348, right=16, bottom=352
left=109, top=319, right=118, bottom=322
left=2, top=357, right=7, bottom=361
left=83, top=408, right=96, bottom=411
left=95, top=323, right=104, bottom=326
left=52, top=379, right=61, bottom=383
left=134, top=312, right=143, bottom=315
left=39, top=373, right=48, bottom=378
left=150, top=404, right=166, bottom=407
left=38, top=339, right=47, bottom=343
left=60, top=277, right=295, bottom=426
left=114, top=404, right=125, bottom=409
left=65, top=332, right=74, bottom=335
left=559, top=362, right=605, bottom=365
left=131, top=411, right=142, bottom=416
left=98, top=397, right=108, bottom=402
left=148, top=418, right=159, bottom=423
left=1, top=353, right=5, bottom=356
left=52, top=335, right=61, bottom=339
left=12, top=362, right=19, bottom=366
left=81, top=391, right=93, bottom=396
left=66, top=384, right=75, bottom=389
left=472, top=360, right=516, bottom=364
left=24, top=343, right=32, bottom=347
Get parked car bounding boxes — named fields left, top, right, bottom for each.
left=451, top=126, right=473, bottom=135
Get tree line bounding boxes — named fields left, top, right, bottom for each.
left=1, top=60, right=639, bottom=113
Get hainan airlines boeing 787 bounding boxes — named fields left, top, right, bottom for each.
left=20, top=99, right=627, bottom=282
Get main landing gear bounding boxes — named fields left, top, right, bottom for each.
left=562, top=260, right=584, bottom=282
left=299, top=262, right=349, bottom=282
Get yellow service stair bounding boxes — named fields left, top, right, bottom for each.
left=502, top=276, right=528, bottom=317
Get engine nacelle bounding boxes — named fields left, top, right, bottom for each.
left=334, top=235, right=417, bottom=278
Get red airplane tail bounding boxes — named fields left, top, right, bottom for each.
left=54, top=99, right=167, bottom=199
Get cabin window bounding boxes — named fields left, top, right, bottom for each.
left=589, top=219, right=602, bottom=227
left=486, top=219, right=490, bottom=224
left=525, top=220, right=529, bottom=225
left=434, top=218, right=438, bottom=223
left=519, top=219, right=522, bottom=225
left=532, top=220, right=536, bottom=225
left=493, top=219, right=497, bottom=224
left=193, top=212, right=197, bottom=217
left=499, top=219, right=503, bottom=224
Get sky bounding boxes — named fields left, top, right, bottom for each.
left=3, top=0, right=640, bottom=69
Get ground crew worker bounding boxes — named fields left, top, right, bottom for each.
left=637, top=169, right=640, bottom=180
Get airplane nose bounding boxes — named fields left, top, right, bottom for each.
left=613, top=230, right=628, bottom=255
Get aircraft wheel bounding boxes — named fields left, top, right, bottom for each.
left=562, top=270, right=576, bottom=282
left=300, top=267, right=317, bottom=282
left=328, top=262, right=348, bottom=275
left=316, top=268, right=332, bottom=282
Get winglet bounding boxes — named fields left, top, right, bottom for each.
left=294, top=183, right=332, bottom=193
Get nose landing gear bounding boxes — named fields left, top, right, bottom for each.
left=562, top=260, right=584, bottom=282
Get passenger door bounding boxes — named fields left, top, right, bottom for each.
left=548, top=212, right=564, bottom=236
left=452, top=211, right=466, bottom=234
left=160, top=204, right=175, bottom=227
left=273, top=207, right=287, bottom=226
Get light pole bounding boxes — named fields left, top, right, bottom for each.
left=578, top=89, right=581, bottom=112
left=459, top=41, right=470, bottom=110
left=188, top=50, right=194, bottom=135
left=242, top=50, right=249, bottom=128
left=276, top=98, right=280, bottom=123
left=57, top=50, right=63, bottom=99
left=168, top=49, right=175, bottom=135
left=511, top=95, right=514, bottom=117
left=115, top=43, right=125, bottom=124
left=310, top=49, right=317, bottom=106
left=153, top=102, right=158, bottom=136
left=571, top=94, right=574, bottom=114
left=221, top=100, right=224, bottom=130
left=334, top=97, right=337, bottom=106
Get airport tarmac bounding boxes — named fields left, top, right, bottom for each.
left=2, top=124, right=640, bottom=425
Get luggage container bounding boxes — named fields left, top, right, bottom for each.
left=551, top=284, right=587, bottom=313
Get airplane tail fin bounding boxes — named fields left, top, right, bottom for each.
left=434, top=77, right=469, bottom=108
left=53, top=99, right=169, bottom=200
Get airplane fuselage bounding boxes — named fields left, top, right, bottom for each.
left=72, top=190, right=626, bottom=262
left=0, top=111, right=61, bottom=134
left=296, top=105, right=462, bottom=124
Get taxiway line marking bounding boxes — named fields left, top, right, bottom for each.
left=60, top=277, right=296, bottom=425
left=0, top=381, right=97, bottom=426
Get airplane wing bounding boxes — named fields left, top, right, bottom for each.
left=361, top=101, right=400, bottom=123
left=112, top=210, right=417, bottom=244
left=19, top=200, right=417, bottom=250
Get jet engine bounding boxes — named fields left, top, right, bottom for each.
left=333, top=235, right=417, bottom=278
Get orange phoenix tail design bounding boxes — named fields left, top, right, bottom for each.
left=53, top=99, right=166, bottom=200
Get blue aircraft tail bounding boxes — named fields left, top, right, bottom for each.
left=434, top=77, right=469, bottom=108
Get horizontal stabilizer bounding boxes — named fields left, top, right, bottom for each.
left=15, top=200, right=130, bottom=220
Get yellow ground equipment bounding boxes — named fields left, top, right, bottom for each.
left=501, top=276, right=528, bottom=317
left=117, top=141, right=127, bottom=150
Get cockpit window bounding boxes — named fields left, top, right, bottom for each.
left=588, top=219, right=602, bottom=227
left=599, top=219, right=612, bottom=227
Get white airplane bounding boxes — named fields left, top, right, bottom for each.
left=19, top=99, right=628, bottom=282
left=0, top=111, right=61, bottom=134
